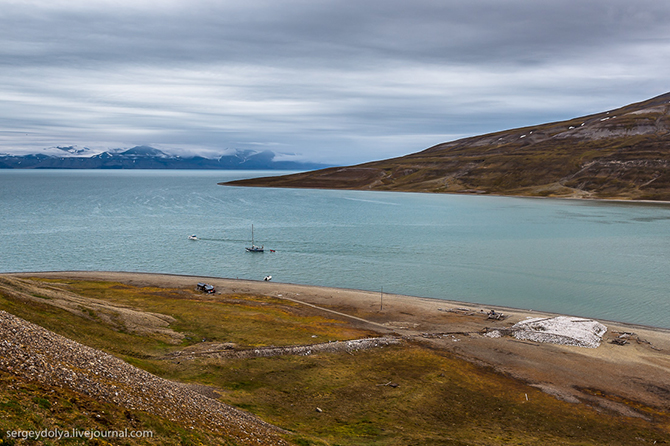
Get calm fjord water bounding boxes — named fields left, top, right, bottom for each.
left=2, top=169, right=670, bottom=328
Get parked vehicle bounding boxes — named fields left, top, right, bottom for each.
left=196, top=282, right=215, bottom=294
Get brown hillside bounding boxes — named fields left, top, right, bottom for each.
left=224, top=92, right=670, bottom=200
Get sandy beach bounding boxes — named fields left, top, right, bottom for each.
left=8, top=270, right=670, bottom=421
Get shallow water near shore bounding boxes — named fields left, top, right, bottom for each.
left=2, top=169, right=670, bottom=328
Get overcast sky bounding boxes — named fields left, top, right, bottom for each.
left=1, top=0, right=669, bottom=164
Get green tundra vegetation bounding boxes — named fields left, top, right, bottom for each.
left=0, top=278, right=669, bottom=445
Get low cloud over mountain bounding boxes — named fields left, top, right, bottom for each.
left=0, top=146, right=330, bottom=170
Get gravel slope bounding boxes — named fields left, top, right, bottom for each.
left=0, top=310, right=289, bottom=446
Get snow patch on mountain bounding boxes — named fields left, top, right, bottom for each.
left=40, top=145, right=99, bottom=157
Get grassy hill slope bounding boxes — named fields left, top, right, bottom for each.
left=1, top=276, right=669, bottom=445
left=225, top=92, right=670, bottom=200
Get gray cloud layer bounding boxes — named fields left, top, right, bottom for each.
left=2, top=0, right=669, bottom=163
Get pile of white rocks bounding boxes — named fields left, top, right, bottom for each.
left=510, top=316, right=608, bottom=348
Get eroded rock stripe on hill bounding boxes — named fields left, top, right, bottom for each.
left=168, top=336, right=403, bottom=360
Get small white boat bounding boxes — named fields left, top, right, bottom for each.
left=188, top=234, right=198, bottom=240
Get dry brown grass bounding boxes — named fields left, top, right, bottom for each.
left=224, top=93, right=670, bottom=201
left=1, top=277, right=669, bottom=445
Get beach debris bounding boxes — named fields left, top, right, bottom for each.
left=315, top=407, right=323, bottom=413
left=510, top=316, right=607, bottom=348
left=487, top=309, right=506, bottom=320
left=610, top=331, right=659, bottom=349
left=439, top=307, right=477, bottom=316
left=611, top=332, right=632, bottom=345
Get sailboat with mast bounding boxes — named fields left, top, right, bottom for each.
left=245, top=225, right=264, bottom=252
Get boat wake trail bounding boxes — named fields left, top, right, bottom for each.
left=196, top=238, right=242, bottom=243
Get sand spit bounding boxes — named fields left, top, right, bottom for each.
left=0, top=310, right=288, bottom=446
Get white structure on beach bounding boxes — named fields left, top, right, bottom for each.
left=510, top=316, right=607, bottom=348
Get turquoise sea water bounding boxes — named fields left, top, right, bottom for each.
left=2, top=169, right=670, bottom=328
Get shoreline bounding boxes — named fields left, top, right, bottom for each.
left=4, top=270, right=670, bottom=418
left=6, top=270, right=670, bottom=333
left=5, top=167, right=670, bottom=204
left=221, top=180, right=670, bottom=206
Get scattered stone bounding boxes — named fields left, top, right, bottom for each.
left=0, top=310, right=288, bottom=445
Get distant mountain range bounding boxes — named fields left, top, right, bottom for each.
left=0, top=146, right=330, bottom=170
left=225, top=92, right=670, bottom=201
